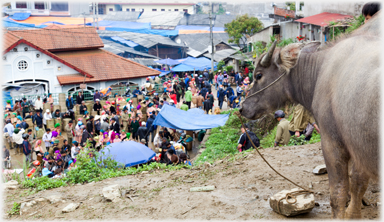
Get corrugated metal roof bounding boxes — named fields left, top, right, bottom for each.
left=97, top=11, right=140, bottom=21
left=186, top=48, right=205, bottom=57
left=203, top=48, right=238, bottom=62
left=101, top=39, right=159, bottom=59
left=213, top=15, right=237, bottom=27
left=97, top=30, right=184, bottom=49
left=178, top=14, right=211, bottom=26
left=177, top=32, right=231, bottom=52
left=295, top=12, right=353, bottom=27
left=128, top=58, right=160, bottom=66
left=138, top=11, right=184, bottom=27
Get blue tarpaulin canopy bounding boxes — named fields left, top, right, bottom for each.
left=3, top=17, right=47, bottom=28
left=105, top=27, right=179, bottom=37
left=153, top=68, right=171, bottom=77
left=187, top=108, right=205, bottom=115
left=99, top=141, right=156, bottom=167
left=11, top=13, right=31, bottom=21
left=171, top=57, right=217, bottom=72
left=153, top=104, right=229, bottom=130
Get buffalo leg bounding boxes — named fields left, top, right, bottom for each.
left=321, top=134, right=350, bottom=219
left=345, top=161, right=370, bottom=219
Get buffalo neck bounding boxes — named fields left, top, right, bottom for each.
left=288, top=50, right=325, bottom=113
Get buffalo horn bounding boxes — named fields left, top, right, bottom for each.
left=260, top=41, right=277, bottom=67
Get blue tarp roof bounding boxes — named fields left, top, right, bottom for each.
left=99, top=141, right=156, bottom=167
left=176, top=25, right=225, bottom=32
left=111, top=36, right=139, bottom=47
left=187, top=108, right=205, bottom=115
left=104, top=27, right=179, bottom=37
left=3, top=17, right=47, bottom=28
left=41, top=21, right=65, bottom=25
left=11, top=13, right=31, bottom=21
left=153, top=68, right=171, bottom=77
left=171, top=57, right=217, bottom=72
left=153, top=104, right=229, bottom=130
left=87, top=20, right=151, bottom=30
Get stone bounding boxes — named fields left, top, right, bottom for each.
left=102, top=184, right=121, bottom=202
left=204, top=162, right=212, bottom=169
left=6, top=186, right=18, bottom=190
left=312, top=165, right=327, bottom=175
left=5, top=180, right=18, bottom=186
left=141, top=171, right=149, bottom=174
left=315, top=202, right=320, bottom=206
left=46, top=195, right=62, bottom=204
left=62, top=203, right=80, bottom=213
left=35, top=198, right=46, bottom=203
left=269, top=188, right=315, bottom=217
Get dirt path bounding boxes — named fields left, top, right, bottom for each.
left=4, top=142, right=380, bottom=220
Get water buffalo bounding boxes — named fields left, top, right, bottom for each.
left=240, top=13, right=380, bottom=219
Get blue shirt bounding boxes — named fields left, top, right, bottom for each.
left=132, top=89, right=141, bottom=98
left=185, top=77, right=190, bottom=86
left=217, top=75, right=224, bottom=82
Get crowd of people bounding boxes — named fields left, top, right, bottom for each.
left=3, top=67, right=252, bottom=175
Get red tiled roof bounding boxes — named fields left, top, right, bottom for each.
left=7, top=27, right=103, bottom=52
left=295, top=12, right=353, bottom=27
left=55, top=49, right=161, bottom=85
left=3, top=30, right=21, bottom=52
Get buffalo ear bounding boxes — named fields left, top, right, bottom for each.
left=275, top=43, right=304, bottom=74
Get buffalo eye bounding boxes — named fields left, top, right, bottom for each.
left=256, top=73, right=262, bottom=80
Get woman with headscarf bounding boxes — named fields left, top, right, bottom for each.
left=52, top=123, right=61, bottom=138
left=34, top=140, right=44, bottom=157
left=5, top=100, right=12, bottom=111
left=75, top=121, right=83, bottom=143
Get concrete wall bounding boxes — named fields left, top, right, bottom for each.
left=248, top=26, right=273, bottom=44
left=304, top=1, right=366, bottom=17
left=104, top=4, right=195, bottom=14
left=280, top=22, right=298, bottom=40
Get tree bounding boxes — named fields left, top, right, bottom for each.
left=224, top=14, right=264, bottom=50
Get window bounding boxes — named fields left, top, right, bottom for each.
left=174, top=9, right=179, bottom=11
left=126, top=8, right=130, bottom=11
left=16, top=2, right=27, bottom=8
left=152, top=9, right=157, bottom=11
left=51, top=2, right=68, bottom=11
left=183, top=9, right=188, bottom=13
left=168, top=9, right=171, bottom=11
left=161, top=9, right=165, bottom=11
left=109, top=8, right=113, bottom=11
left=131, top=8, right=135, bottom=12
left=17, top=60, right=28, bottom=70
left=34, top=2, right=45, bottom=9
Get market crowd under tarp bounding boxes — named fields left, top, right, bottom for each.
left=153, top=104, right=229, bottom=131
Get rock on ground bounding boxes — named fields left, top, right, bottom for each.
left=102, top=184, right=121, bottom=202
left=312, top=165, right=327, bottom=175
left=46, top=195, right=63, bottom=204
left=5, top=180, right=18, bottom=186
left=269, top=188, right=315, bottom=217
left=62, top=203, right=80, bottom=213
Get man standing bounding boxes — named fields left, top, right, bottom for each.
left=196, top=94, right=204, bottom=109
left=34, top=96, right=43, bottom=114
left=101, top=117, right=109, bottom=132
left=111, top=118, right=120, bottom=134
left=203, top=97, right=212, bottom=114
left=65, top=120, right=74, bottom=145
left=80, top=125, right=89, bottom=145
left=34, top=112, right=43, bottom=129
left=138, top=121, right=148, bottom=144
left=121, top=108, right=130, bottom=132
left=236, top=83, right=244, bottom=102
left=176, top=82, right=183, bottom=104
left=184, top=75, right=190, bottom=91
left=66, top=95, right=74, bottom=111
left=93, top=90, right=101, bottom=102
left=131, top=117, right=140, bottom=141
left=185, top=87, right=192, bottom=109
left=146, top=114, right=156, bottom=143
left=217, top=85, right=226, bottom=110
left=288, top=104, right=320, bottom=141
left=274, top=110, right=290, bottom=146
left=93, top=99, right=102, bottom=115
left=76, top=91, right=84, bottom=105
left=217, top=72, right=224, bottom=86
left=43, top=109, right=52, bottom=130
left=86, top=116, right=94, bottom=136
left=42, top=128, right=52, bottom=153
left=21, top=98, right=29, bottom=118
left=22, top=134, right=32, bottom=164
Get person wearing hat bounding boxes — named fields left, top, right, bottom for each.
left=137, top=121, right=148, bottom=144
left=65, top=120, right=74, bottom=145
left=80, top=125, right=90, bottom=145
left=94, top=115, right=101, bottom=136
left=52, top=109, right=62, bottom=119
left=12, top=127, right=25, bottom=154
left=43, top=109, right=52, bottom=131
left=274, top=110, right=291, bottom=147
left=169, top=100, right=176, bottom=108
left=146, top=113, right=156, bottom=143
left=110, top=117, right=120, bottom=134
left=22, top=134, right=32, bottom=164
left=140, top=138, right=147, bottom=146
left=217, top=84, right=226, bottom=110
left=34, top=96, right=44, bottom=114
left=93, top=90, right=101, bottom=102
left=49, top=139, right=60, bottom=156
left=185, top=87, right=192, bottom=109
left=86, top=115, right=94, bottom=136
left=121, top=108, right=130, bottom=133
left=4, top=100, right=12, bottom=112
left=21, top=98, right=30, bottom=118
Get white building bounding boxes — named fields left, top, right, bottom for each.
left=98, top=2, right=196, bottom=15
left=3, top=26, right=160, bottom=96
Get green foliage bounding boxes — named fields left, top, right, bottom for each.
left=225, top=14, right=264, bottom=49
left=278, top=38, right=294, bottom=47
left=196, top=6, right=204, bottom=14
left=329, top=15, right=365, bottom=40
left=225, top=66, right=233, bottom=73
left=195, top=109, right=247, bottom=165
left=216, top=61, right=225, bottom=73
left=8, top=202, right=20, bottom=216
left=285, top=2, right=295, bottom=11
left=22, top=176, right=67, bottom=191
left=288, top=134, right=307, bottom=146
left=251, top=41, right=267, bottom=58
left=214, top=4, right=225, bottom=15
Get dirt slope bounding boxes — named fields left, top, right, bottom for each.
left=4, top=143, right=380, bottom=220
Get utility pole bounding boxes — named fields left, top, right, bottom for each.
left=96, top=2, right=99, bottom=29
left=93, top=2, right=95, bottom=27
left=209, top=2, right=215, bottom=74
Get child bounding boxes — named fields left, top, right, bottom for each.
left=113, top=134, right=121, bottom=143
left=34, top=140, right=44, bottom=157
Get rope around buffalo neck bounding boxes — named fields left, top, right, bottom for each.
left=244, top=71, right=288, bottom=102
left=234, top=111, right=314, bottom=214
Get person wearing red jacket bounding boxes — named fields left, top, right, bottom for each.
left=169, top=92, right=177, bottom=106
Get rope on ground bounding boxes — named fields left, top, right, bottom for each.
left=234, top=111, right=314, bottom=214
